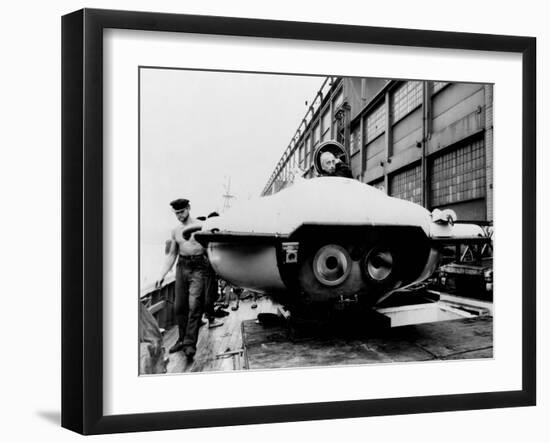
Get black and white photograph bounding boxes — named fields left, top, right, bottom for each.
left=138, top=69, right=494, bottom=376
left=1, top=0, right=543, bottom=439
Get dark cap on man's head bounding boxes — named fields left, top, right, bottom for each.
left=170, top=198, right=190, bottom=211
left=207, top=211, right=219, bottom=218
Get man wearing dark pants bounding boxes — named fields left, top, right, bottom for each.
left=173, top=254, right=208, bottom=357
left=156, top=198, right=206, bottom=361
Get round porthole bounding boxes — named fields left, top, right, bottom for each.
left=364, top=247, right=394, bottom=282
left=312, top=244, right=352, bottom=287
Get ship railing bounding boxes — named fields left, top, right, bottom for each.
left=140, top=272, right=176, bottom=331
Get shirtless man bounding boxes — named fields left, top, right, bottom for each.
left=156, top=198, right=207, bottom=361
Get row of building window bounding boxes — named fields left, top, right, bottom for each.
left=267, top=79, right=455, bottom=194
left=392, top=81, right=423, bottom=123
left=350, top=128, right=360, bottom=156
left=350, top=80, right=447, bottom=158
left=366, top=103, right=386, bottom=143
left=270, top=136, right=487, bottom=206
left=430, top=139, right=486, bottom=207
left=371, top=139, right=486, bottom=208
left=389, top=164, right=423, bottom=204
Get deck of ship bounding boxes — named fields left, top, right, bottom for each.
left=164, top=294, right=493, bottom=374
left=165, top=297, right=278, bottom=373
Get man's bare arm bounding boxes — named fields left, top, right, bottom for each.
left=155, top=230, right=178, bottom=288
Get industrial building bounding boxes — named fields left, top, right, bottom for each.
left=262, top=77, right=493, bottom=223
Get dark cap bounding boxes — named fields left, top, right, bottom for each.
left=170, top=198, right=190, bottom=211
left=207, top=211, right=220, bottom=218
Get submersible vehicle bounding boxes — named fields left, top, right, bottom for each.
left=195, top=175, right=487, bottom=311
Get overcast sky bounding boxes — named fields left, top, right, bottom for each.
left=140, top=68, right=324, bottom=285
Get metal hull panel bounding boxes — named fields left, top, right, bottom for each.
left=208, top=243, right=285, bottom=293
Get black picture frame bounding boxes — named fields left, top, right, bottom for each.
left=61, top=8, right=536, bottom=435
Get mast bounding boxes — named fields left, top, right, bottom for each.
left=222, top=176, right=235, bottom=212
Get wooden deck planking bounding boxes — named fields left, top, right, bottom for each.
left=162, top=299, right=493, bottom=374
left=165, top=297, right=278, bottom=374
